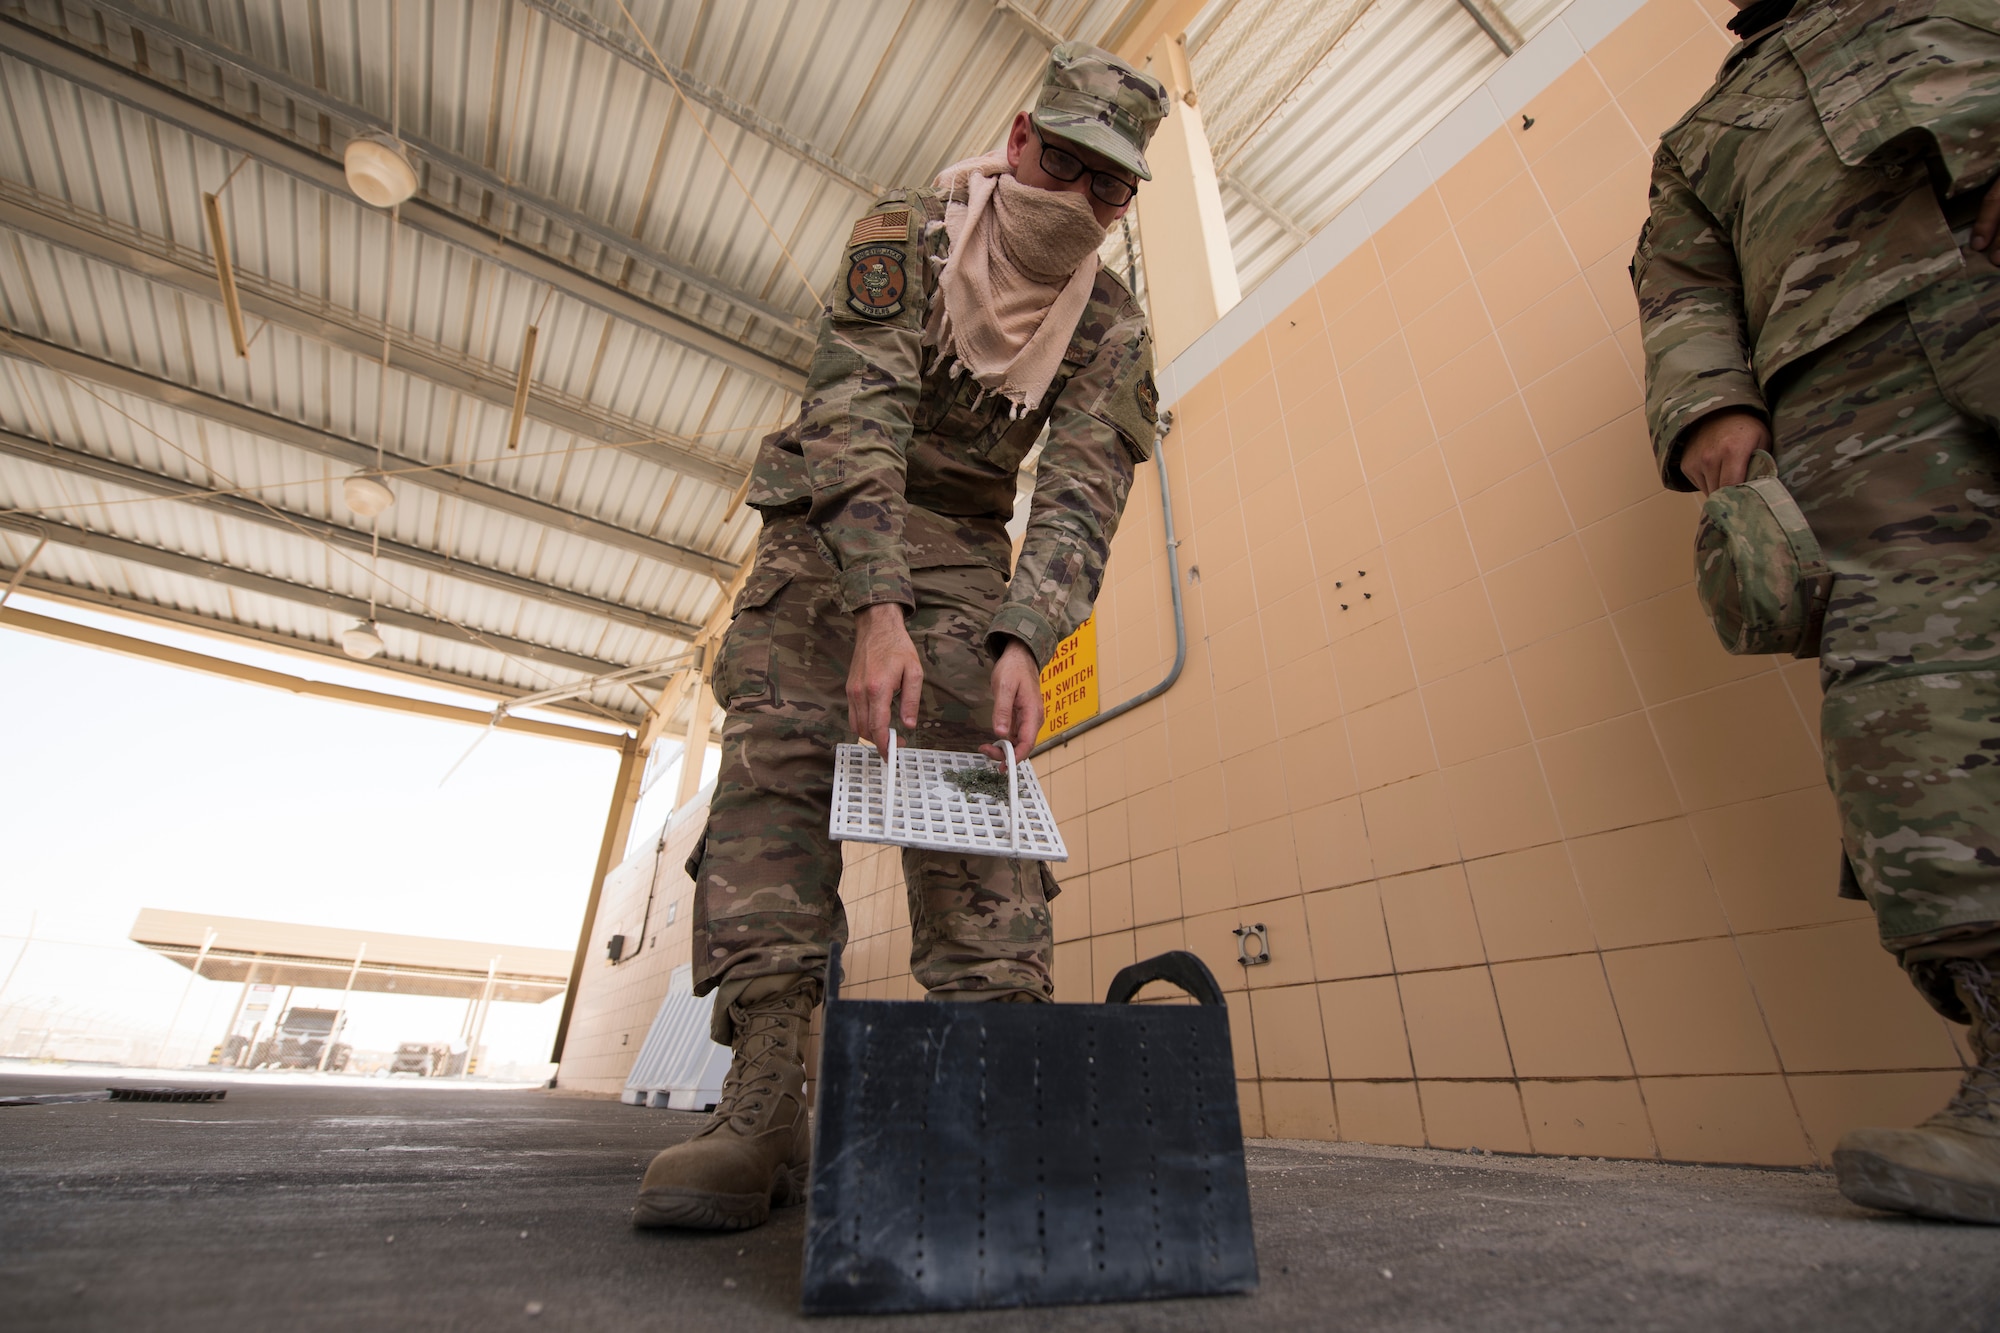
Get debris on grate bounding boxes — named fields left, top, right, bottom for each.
left=108, top=1086, right=228, bottom=1103
left=830, top=731, right=1066, bottom=862
left=944, top=766, right=1011, bottom=800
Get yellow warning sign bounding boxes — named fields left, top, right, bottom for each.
left=1037, top=614, right=1099, bottom=744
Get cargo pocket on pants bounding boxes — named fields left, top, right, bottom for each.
left=711, top=567, right=792, bottom=710
left=684, top=823, right=710, bottom=882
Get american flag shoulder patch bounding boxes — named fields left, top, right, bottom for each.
left=848, top=210, right=910, bottom=248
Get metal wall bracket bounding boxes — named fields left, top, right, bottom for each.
left=1234, top=923, right=1269, bottom=967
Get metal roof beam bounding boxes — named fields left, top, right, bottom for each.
left=520, top=0, right=889, bottom=199
left=0, top=427, right=704, bottom=642
left=0, top=15, right=808, bottom=396
left=0, top=511, right=629, bottom=679
left=90, top=0, right=813, bottom=341
left=0, top=190, right=750, bottom=491
left=1216, top=165, right=1311, bottom=243
left=0, top=573, right=645, bottom=725
left=1, top=604, right=629, bottom=748
left=0, top=331, right=737, bottom=584
left=1108, top=0, right=1211, bottom=62
left=994, top=0, right=1067, bottom=46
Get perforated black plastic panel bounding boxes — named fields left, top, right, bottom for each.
left=800, top=975, right=1257, bottom=1314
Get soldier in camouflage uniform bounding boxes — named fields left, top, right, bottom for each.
left=632, top=43, right=1168, bottom=1232
left=1634, top=0, right=2000, bottom=1221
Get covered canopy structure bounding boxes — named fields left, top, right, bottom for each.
left=0, top=0, right=1546, bottom=714
left=130, top=907, right=572, bottom=1005
left=3, top=0, right=1563, bottom=1061
left=0, top=0, right=1149, bottom=728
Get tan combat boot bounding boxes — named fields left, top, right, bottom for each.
left=1834, top=957, right=2000, bottom=1224
left=632, top=973, right=817, bottom=1231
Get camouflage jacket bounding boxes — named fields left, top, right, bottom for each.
left=743, top=186, right=1158, bottom=665
left=1631, top=0, right=2000, bottom=489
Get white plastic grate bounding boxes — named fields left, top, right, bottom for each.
left=829, top=732, right=1067, bottom=862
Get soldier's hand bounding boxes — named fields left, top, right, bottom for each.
left=1679, top=409, right=1771, bottom=495
left=982, top=639, right=1044, bottom=763
left=1974, top=177, right=2000, bottom=261
left=849, top=603, right=923, bottom=754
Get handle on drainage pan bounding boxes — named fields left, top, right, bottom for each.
left=1103, top=950, right=1227, bottom=1007
left=825, top=940, right=845, bottom=1003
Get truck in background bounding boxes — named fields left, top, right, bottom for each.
left=389, top=1041, right=468, bottom=1077
left=251, top=1007, right=352, bottom=1072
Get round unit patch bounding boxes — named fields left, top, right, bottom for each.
left=846, top=245, right=907, bottom=320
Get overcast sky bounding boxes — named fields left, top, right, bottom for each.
left=0, top=593, right=669, bottom=1076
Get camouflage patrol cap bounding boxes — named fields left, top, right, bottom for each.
left=1693, top=450, right=1834, bottom=658
left=1031, top=41, right=1171, bottom=182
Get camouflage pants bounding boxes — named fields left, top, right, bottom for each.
left=687, top=513, right=1055, bottom=1002
left=1772, top=242, right=2000, bottom=953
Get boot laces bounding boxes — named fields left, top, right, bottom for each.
left=1942, top=958, right=2000, bottom=1124
left=706, top=999, right=804, bottom=1135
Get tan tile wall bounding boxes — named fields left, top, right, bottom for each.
left=833, top=0, right=1963, bottom=1164
left=560, top=0, right=1970, bottom=1162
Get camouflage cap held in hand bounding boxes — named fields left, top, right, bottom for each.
left=1032, top=40, right=1170, bottom=182
left=1693, top=450, right=1834, bottom=658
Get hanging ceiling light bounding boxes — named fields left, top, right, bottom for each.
left=342, top=132, right=418, bottom=208
left=341, top=621, right=386, bottom=660
left=342, top=471, right=395, bottom=518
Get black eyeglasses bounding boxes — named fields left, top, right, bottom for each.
left=1034, top=129, right=1137, bottom=207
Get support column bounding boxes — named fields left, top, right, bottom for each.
left=153, top=927, right=216, bottom=1068
left=255, top=981, right=294, bottom=1067
left=316, top=942, right=365, bottom=1072
left=674, top=644, right=716, bottom=811
left=467, top=956, right=499, bottom=1075
left=550, top=555, right=755, bottom=1069
left=550, top=712, right=667, bottom=1064
left=219, top=962, right=259, bottom=1066
left=1132, top=32, right=1240, bottom=364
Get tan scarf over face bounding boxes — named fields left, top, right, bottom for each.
left=925, top=149, right=1107, bottom=417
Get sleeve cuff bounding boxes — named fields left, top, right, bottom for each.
left=837, top=561, right=913, bottom=614
left=986, top=604, right=1057, bottom=667
left=1656, top=387, right=1766, bottom=492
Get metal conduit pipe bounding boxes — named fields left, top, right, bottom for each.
left=1032, top=410, right=1186, bottom=756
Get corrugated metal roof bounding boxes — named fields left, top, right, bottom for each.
left=0, top=0, right=1132, bottom=727
left=1190, top=0, right=1572, bottom=293
left=0, top=0, right=1577, bottom=728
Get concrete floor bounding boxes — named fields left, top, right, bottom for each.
left=2, top=1069, right=1995, bottom=1332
